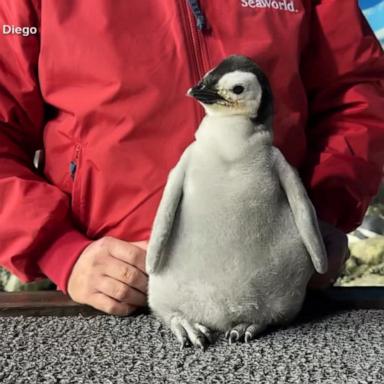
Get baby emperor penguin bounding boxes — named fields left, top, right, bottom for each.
left=146, top=55, right=328, bottom=350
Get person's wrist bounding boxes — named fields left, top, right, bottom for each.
left=37, top=225, right=92, bottom=294
left=131, top=240, right=148, bottom=251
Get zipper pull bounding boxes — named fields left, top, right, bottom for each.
left=69, top=161, right=77, bottom=179
left=187, top=0, right=207, bottom=31
left=70, top=144, right=81, bottom=179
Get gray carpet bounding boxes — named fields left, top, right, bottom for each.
left=1, top=309, right=384, bottom=384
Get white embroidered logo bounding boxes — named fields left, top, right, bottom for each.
left=241, top=0, right=298, bottom=13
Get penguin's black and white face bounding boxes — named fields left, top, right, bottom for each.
left=187, top=55, right=273, bottom=124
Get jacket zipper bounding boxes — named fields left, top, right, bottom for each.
left=182, top=0, right=205, bottom=78
left=179, top=0, right=210, bottom=120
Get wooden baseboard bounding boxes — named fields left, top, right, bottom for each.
left=0, top=291, right=103, bottom=317
left=0, top=287, right=384, bottom=317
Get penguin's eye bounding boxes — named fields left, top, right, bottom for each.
left=232, top=85, right=244, bottom=95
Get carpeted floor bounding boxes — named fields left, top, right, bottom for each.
left=1, top=308, right=384, bottom=384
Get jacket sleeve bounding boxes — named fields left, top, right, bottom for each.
left=0, top=1, right=92, bottom=294
left=300, top=1, right=384, bottom=234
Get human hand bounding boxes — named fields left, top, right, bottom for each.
left=67, top=237, right=148, bottom=316
left=307, top=220, right=350, bottom=290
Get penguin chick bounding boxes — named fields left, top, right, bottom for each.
left=146, top=55, right=328, bottom=350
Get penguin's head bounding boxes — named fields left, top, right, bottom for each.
left=187, top=55, right=273, bottom=125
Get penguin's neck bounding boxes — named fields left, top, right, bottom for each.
left=195, top=114, right=272, bottom=156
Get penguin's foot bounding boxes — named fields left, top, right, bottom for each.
left=170, top=314, right=213, bottom=351
left=225, top=322, right=266, bottom=344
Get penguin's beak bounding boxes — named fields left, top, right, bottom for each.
left=187, top=82, right=226, bottom=105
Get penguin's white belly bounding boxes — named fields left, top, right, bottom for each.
left=149, top=158, right=313, bottom=330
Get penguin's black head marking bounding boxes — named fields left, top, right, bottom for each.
left=188, top=55, right=274, bottom=126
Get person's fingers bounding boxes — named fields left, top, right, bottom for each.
left=102, top=254, right=148, bottom=294
left=106, top=238, right=147, bottom=274
left=97, top=275, right=147, bottom=307
left=89, top=292, right=138, bottom=316
left=131, top=240, right=148, bottom=251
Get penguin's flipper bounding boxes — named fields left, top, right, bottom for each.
left=272, top=147, right=328, bottom=274
left=146, top=145, right=193, bottom=275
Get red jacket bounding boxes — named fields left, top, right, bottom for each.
left=0, top=1, right=383, bottom=294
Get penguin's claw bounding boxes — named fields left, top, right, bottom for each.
left=244, top=323, right=265, bottom=343
left=226, top=323, right=247, bottom=344
left=226, top=322, right=265, bottom=344
left=170, top=315, right=212, bottom=350
left=196, top=337, right=207, bottom=351
left=229, top=332, right=238, bottom=344
left=180, top=337, right=189, bottom=350
left=194, top=322, right=214, bottom=344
